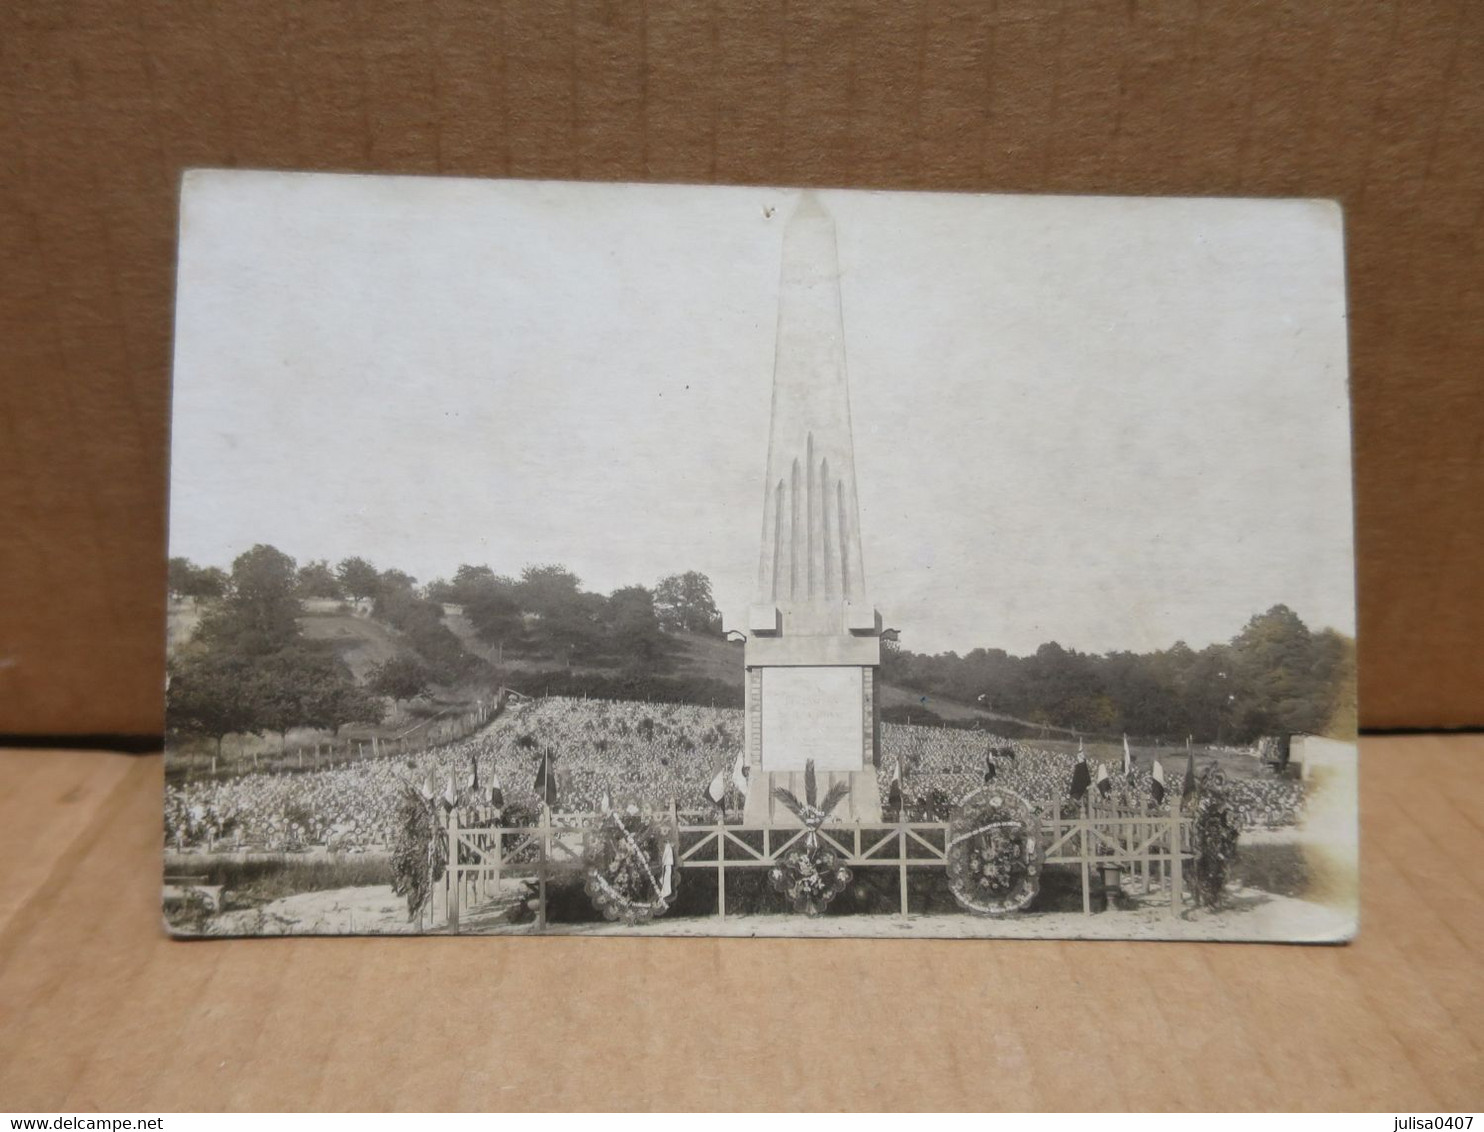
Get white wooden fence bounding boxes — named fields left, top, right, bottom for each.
left=432, top=799, right=1195, bottom=932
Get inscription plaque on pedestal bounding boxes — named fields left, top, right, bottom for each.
left=759, top=667, right=866, bottom=772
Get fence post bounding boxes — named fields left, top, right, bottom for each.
left=1138, top=803, right=1147, bottom=894
left=447, top=808, right=460, bottom=934
left=896, top=818, right=908, bottom=913
left=716, top=809, right=726, bottom=920
left=537, top=805, right=550, bottom=932
left=1080, top=804, right=1092, bottom=916
left=1169, top=811, right=1184, bottom=917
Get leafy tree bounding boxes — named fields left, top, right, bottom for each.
left=166, top=652, right=256, bottom=762
left=296, top=559, right=344, bottom=599
left=315, top=679, right=386, bottom=734
left=532, top=590, right=606, bottom=667
left=369, top=654, right=432, bottom=708
left=516, top=564, right=583, bottom=618
left=1229, top=604, right=1329, bottom=737
left=336, top=556, right=381, bottom=602
left=196, top=544, right=301, bottom=655
left=248, top=644, right=370, bottom=748
left=423, top=577, right=455, bottom=604
left=605, top=584, right=670, bottom=668
left=654, top=571, right=722, bottom=634
left=379, top=568, right=418, bottom=594
left=167, top=557, right=228, bottom=601
left=447, top=564, right=500, bottom=603
left=465, top=585, right=525, bottom=655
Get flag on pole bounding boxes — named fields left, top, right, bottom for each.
left=1122, top=734, right=1133, bottom=776
left=487, top=770, right=504, bottom=808
left=984, top=749, right=997, bottom=783
left=1151, top=759, right=1167, bottom=805
left=1181, top=749, right=1198, bottom=807
left=888, top=756, right=903, bottom=813
left=1070, top=754, right=1091, bottom=801
left=730, top=749, right=748, bottom=796
left=601, top=788, right=613, bottom=814
left=707, top=764, right=728, bottom=808
left=443, top=774, right=458, bottom=809
left=1096, top=763, right=1112, bottom=797
left=534, top=750, right=558, bottom=807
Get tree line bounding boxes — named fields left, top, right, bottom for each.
left=882, top=604, right=1356, bottom=743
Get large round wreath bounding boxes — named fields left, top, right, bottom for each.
left=945, top=786, right=1043, bottom=915
left=582, top=806, right=677, bottom=925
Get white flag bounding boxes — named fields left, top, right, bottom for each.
left=1152, top=759, right=1167, bottom=805
left=1122, top=734, right=1133, bottom=776
left=707, top=766, right=727, bottom=806
left=659, top=842, right=675, bottom=899
left=730, top=750, right=749, bottom=796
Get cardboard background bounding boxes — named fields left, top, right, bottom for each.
left=2, top=0, right=1482, bottom=736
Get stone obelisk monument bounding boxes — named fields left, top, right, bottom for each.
left=741, top=192, right=884, bottom=824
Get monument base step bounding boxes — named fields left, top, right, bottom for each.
left=742, top=766, right=882, bottom=826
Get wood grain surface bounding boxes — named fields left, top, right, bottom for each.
left=0, top=734, right=1478, bottom=1110
left=2, top=2, right=1481, bottom=734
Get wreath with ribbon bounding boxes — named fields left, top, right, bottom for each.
left=767, top=760, right=853, bottom=916
left=582, top=804, right=678, bottom=925
left=945, top=785, right=1043, bottom=915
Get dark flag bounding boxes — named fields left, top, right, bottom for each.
left=486, top=770, right=504, bottom=808
left=1151, top=759, right=1167, bottom=805
left=1096, top=763, right=1112, bottom=797
left=1181, top=749, right=1198, bottom=807
left=534, top=750, right=558, bottom=807
left=984, top=750, right=997, bottom=783
left=1070, top=755, right=1091, bottom=802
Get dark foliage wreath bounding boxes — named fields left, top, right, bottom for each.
left=1189, top=768, right=1241, bottom=909
left=390, top=784, right=446, bottom=922
left=945, top=786, right=1043, bottom=915
left=582, top=805, right=677, bottom=925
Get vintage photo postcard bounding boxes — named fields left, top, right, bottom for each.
left=164, top=172, right=1357, bottom=940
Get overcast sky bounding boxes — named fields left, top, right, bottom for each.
left=171, top=172, right=1355, bottom=656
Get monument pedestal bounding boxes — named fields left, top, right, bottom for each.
left=741, top=651, right=884, bottom=825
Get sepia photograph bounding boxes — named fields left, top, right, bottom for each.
left=164, top=172, right=1358, bottom=941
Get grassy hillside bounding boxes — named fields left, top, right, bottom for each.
left=298, top=613, right=405, bottom=682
